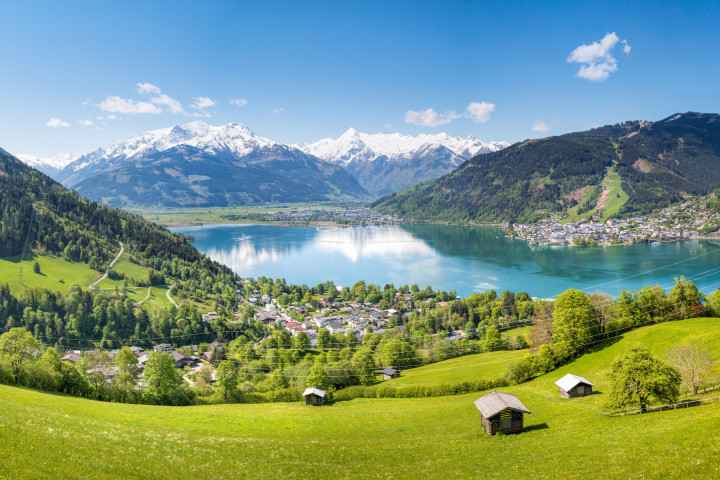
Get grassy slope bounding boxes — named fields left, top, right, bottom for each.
left=3, top=318, right=720, bottom=479
left=0, top=254, right=103, bottom=295
left=564, top=166, right=629, bottom=222
left=382, top=349, right=526, bottom=386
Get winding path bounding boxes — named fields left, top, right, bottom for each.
left=165, top=286, right=178, bottom=307
left=137, top=286, right=152, bottom=304
left=89, top=242, right=124, bottom=290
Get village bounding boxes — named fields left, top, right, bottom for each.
left=508, top=195, right=720, bottom=246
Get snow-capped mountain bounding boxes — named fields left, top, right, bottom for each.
left=51, top=121, right=368, bottom=208
left=16, top=153, right=76, bottom=177
left=299, top=128, right=509, bottom=195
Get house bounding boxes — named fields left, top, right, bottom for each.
left=255, top=311, right=276, bottom=324
left=474, top=391, right=531, bottom=435
left=202, top=312, right=220, bottom=322
left=60, top=352, right=81, bottom=365
left=153, top=343, right=174, bottom=353
left=303, top=387, right=326, bottom=406
left=381, top=367, right=400, bottom=380
left=555, top=373, right=595, bottom=398
left=137, top=352, right=151, bottom=367
left=171, top=351, right=195, bottom=368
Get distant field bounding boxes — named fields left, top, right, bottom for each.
left=564, top=166, right=628, bottom=223
left=382, top=349, right=527, bottom=386
left=3, top=317, right=720, bottom=478
left=0, top=254, right=101, bottom=295
left=137, top=203, right=349, bottom=226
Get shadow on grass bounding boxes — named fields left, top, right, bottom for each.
left=523, top=422, right=549, bottom=432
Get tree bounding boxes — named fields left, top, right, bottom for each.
left=379, top=339, right=415, bottom=367
left=293, top=331, right=311, bottom=351
left=606, top=347, right=681, bottom=413
left=306, top=363, right=329, bottom=389
left=33, top=261, right=41, bottom=274
left=317, top=328, right=331, bottom=350
left=667, top=341, right=715, bottom=394
left=552, top=289, right=599, bottom=357
left=215, top=360, right=239, bottom=402
left=464, top=321, right=477, bottom=340
left=142, top=352, right=182, bottom=400
left=114, top=346, right=138, bottom=376
left=351, top=348, right=376, bottom=385
left=0, top=327, right=40, bottom=383
left=668, top=276, right=703, bottom=319
left=483, top=326, right=504, bottom=351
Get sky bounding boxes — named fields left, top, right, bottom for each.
left=1, top=0, right=719, bottom=157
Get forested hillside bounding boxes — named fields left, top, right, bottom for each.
left=0, top=149, right=242, bottom=346
left=373, top=112, right=720, bottom=223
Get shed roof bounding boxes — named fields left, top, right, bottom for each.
left=555, top=373, right=595, bottom=391
left=303, top=387, right=326, bottom=397
left=381, top=367, right=398, bottom=375
left=474, top=391, right=531, bottom=418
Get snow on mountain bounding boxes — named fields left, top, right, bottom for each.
left=16, top=153, right=77, bottom=177
left=59, top=121, right=294, bottom=187
left=298, top=128, right=509, bottom=195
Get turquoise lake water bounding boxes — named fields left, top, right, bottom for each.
left=171, top=223, right=720, bottom=298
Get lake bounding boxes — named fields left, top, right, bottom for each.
left=171, top=223, right=720, bottom=298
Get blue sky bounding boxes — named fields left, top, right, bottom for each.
left=1, top=0, right=719, bottom=157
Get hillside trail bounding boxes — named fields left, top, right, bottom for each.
left=165, top=286, right=178, bottom=307
left=137, top=286, right=152, bottom=304
left=89, top=242, right=124, bottom=290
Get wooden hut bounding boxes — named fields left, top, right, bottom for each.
left=381, top=367, right=400, bottom=380
left=473, top=391, right=531, bottom=435
left=303, top=387, right=326, bottom=406
left=555, top=374, right=594, bottom=398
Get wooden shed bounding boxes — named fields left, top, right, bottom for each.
left=381, top=367, right=400, bottom=380
left=555, top=373, right=594, bottom=398
left=303, top=387, right=326, bottom=406
left=473, top=391, right=531, bottom=435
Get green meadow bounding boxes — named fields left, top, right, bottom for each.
left=0, top=254, right=102, bottom=295
left=3, top=317, right=720, bottom=479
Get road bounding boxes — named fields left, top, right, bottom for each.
left=166, top=286, right=178, bottom=307
left=137, top=286, right=152, bottom=304
left=89, top=242, right=124, bottom=290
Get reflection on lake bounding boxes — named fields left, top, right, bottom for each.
left=171, top=223, right=720, bottom=298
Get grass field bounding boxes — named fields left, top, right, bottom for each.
left=3, top=317, right=720, bottom=478
left=138, top=203, right=347, bottom=226
left=382, top=349, right=527, bottom=386
left=564, top=166, right=629, bottom=223
left=0, top=254, right=102, bottom=295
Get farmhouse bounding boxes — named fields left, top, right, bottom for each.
left=555, top=373, right=595, bottom=398
left=381, top=367, right=400, bottom=380
left=60, top=352, right=81, bottom=365
left=303, top=387, right=326, bottom=406
left=172, top=351, right=196, bottom=368
left=474, top=391, right=531, bottom=435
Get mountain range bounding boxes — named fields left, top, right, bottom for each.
left=373, top=112, right=720, bottom=223
left=19, top=122, right=507, bottom=207
left=298, top=129, right=508, bottom=195
left=42, top=121, right=369, bottom=208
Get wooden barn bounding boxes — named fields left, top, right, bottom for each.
left=303, top=387, right=326, bottom=406
left=381, top=367, right=400, bottom=380
left=473, top=391, right=531, bottom=435
left=555, top=373, right=594, bottom=398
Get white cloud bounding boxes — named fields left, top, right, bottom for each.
left=81, top=98, right=91, bottom=106
left=622, top=40, right=631, bottom=54
left=466, top=101, right=495, bottom=123
left=384, top=123, right=393, bottom=129
left=567, top=32, right=631, bottom=82
left=405, top=101, right=494, bottom=127
left=46, top=117, right=70, bottom=128
left=136, top=82, right=162, bottom=95
left=191, top=96, right=216, bottom=110
left=274, top=107, right=284, bottom=114
left=532, top=120, right=553, bottom=132
left=98, top=96, right=162, bottom=114
left=404, top=108, right=458, bottom=127
left=78, top=119, right=94, bottom=127
left=152, top=93, right=184, bottom=114
left=230, top=98, right=248, bottom=108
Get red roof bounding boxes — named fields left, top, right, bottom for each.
left=285, top=321, right=301, bottom=327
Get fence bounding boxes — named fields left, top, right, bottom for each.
left=609, top=396, right=720, bottom=416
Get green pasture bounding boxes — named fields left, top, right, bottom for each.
left=3, top=317, right=720, bottom=478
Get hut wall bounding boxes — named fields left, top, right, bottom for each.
left=559, top=386, right=570, bottom=398
left=305, top=394, right=324, bottom=406
left=565, top=384, right=592, bottom=398
left=483, top=410, right=524, bottom=435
